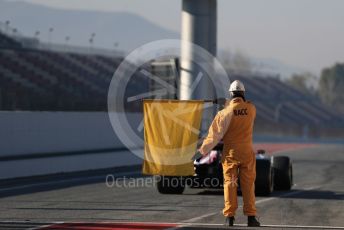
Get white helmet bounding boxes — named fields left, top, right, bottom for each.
left=229, top=80, right=245, bottom=92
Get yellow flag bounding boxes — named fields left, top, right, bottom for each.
left=142, top=100, right=204, bottom=176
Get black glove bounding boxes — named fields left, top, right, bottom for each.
left=212, top=98, right=226, bottom=105
left=191, top=151, right=204, bottom=161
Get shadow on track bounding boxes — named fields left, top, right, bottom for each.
left=281, top=189, right=344, bottom=200
left=0, top=166, right=141, bottom=198
left=185, top=189, right=344, bottom=200
left=15, top=207, right=176, bottom=212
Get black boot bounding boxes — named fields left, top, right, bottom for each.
left=225, top=216, right=235, bottom=226
left=248, top=216, right=260, bottom=227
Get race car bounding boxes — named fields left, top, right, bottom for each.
left=157, top=142, right=293, bottom=196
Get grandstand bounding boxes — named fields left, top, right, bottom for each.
left=0, top=31, right=148, bottom=111
left=0, top=32, right=22, bottom=48
left=0, top=30, right=343, bottom=138
left=234, top=75, right=344, bottom=138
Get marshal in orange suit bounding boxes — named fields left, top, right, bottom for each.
left=199, top=80, right=260, bottom=227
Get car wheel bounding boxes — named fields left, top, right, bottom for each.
left=255, top=160, right=273, bottom=196
left=272, top=156, right=293, bottom=190
left=157, top=176, right=185, bottom=194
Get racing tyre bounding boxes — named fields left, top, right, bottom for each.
left=255, top=160, right=273, bottom=196
left=272, top=156, right=293, bottom=190
left=157, top=176, right=185, bottom=194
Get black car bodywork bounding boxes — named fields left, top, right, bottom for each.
left=157, top=142, right=293, bottom=196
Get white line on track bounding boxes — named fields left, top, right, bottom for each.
left=181, top=185, right=321, bottom=224
left=178, top=222, right=344, bottom=229
left=0, top=178, right=333, bottom=229
left=255, top=185, right=320, bottom=204
left=3, top=220, right=342, bottom=230
left=181, top=211, right=218, bottom=223
left=28, top=221, right=344, bottom=230
left=28, top=221, right=64, bottom=230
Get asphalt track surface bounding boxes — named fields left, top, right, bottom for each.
left=0, top=144, right=343, bottom=230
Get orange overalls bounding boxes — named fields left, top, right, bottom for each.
left=199, top=97, right=257, bottom=217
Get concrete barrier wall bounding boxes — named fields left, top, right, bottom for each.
left=0, top=150, right=143, bottom=180
left=0, top=111, right=144, bottom=180
left=0, top=111, right=143, bottom=157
